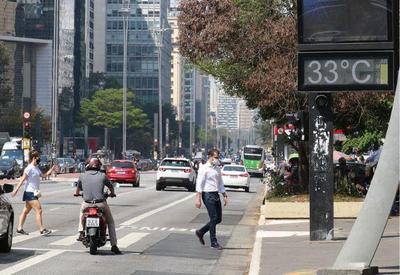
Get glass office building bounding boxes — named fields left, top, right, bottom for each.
left=0, top=0, right=54, bottom=117
left=105, top=0, right=172, bottom=104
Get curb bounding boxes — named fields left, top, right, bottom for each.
left=211, top=184, right=265, bottom=275
left=262, top=201, right=364, bottom=219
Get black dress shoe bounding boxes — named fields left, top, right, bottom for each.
left=111, top=245, right=122, bottom=255
left=211, top=243, right=223, bottom=250
left=195, top=230, right=205, bottom=245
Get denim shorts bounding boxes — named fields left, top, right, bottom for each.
left=23, top=191, right=38, bottom=201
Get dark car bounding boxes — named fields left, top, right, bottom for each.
left=0, top=158, right=21, bottom=179
left=0, top=183, right=14, bottom=252
left=38, top=155, right=51, bottom=174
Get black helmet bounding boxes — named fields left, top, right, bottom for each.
left=86, top=157, right=102, bottom=171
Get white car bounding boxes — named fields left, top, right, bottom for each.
left=156, top=158, right=196, bottom=192
left=221, top=165, right=250, bottom=192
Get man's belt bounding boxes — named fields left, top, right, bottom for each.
left=84, top=199, right=105, bottom=204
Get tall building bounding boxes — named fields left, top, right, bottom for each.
left=237, top=100, right=254, bottom=130
left=104, top=0, right=172, bottom=104
left=168, top=7, right=184, bottom=120
left=217, top=90, right=239, bottom=130
left=0, top=0, right=54, bottom=117
left=0, top=0, right=93, bottom=156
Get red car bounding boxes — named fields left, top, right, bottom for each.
left=107, top=160, right=140, bottom=187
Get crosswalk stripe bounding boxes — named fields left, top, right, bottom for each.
left=50, top=235, right=77, bottom=246
left=13, top=230, right=59, bottom=244
left=105, top=232, right=149, bottom=248
left=0, top=250, right=64, bottom=275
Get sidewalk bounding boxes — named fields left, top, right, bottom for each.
left=253, top=201, right=400, bottom=275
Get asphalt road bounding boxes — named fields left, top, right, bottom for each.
left=0, top=172, right=263, bottom=275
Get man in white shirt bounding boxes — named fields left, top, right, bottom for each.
left=195, top=148, right=228, bottom=250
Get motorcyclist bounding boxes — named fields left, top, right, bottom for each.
left=74, top=157, right=121, bottom=254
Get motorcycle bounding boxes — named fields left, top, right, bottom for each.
left=74, top=192, right=115, bottom=255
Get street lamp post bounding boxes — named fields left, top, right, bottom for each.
left=158, top=35, right=163, bottom=159
left=51, top=0, right=59, bottom=159
left=120, top=1, right=130, bottom=158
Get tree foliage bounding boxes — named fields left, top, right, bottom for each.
left=88, top=72, right=122, bottom=98
left=80, top=89, right=147, bottom=129
left=178, top=0, right=394, bottom=130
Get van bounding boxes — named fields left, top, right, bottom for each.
left=0, top=132, right=10, bottom=152
left=1, top=141, right=24, bottom=169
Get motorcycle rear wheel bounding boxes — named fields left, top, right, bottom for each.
left=89, top=236, right=97, bottom=255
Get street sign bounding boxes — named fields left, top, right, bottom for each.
left=23, top=112, right=30, bottom=120
left=22, top=138, right=31, bottom=150
left=298, top=51, right=394, bottom=91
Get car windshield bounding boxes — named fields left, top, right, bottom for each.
left=223, top=166, right=246, bottom=172
left=1, top=150, right=23, bottom=159
left=0, top=159, right=12, bottom=166
left=161, top=160, right=190, bottom=167
left=112, top=162, right=134, bottom=168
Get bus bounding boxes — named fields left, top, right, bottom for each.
left=241, top=145, right=265, bottom=177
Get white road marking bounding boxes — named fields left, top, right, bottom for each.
left=0, top=249, right=64, bottom=275
left=117, top=186, right=155, bottom=197
left=50, top=235, right=77, bottom=246
left=265, top=219, right=309, bottom=225
left=49, top=207, right=61, bottom=212
left=120, top=193, right=196, bottom=226
left=248, top=230, right=310, bottom=275
left=40, top=187, right=74, bottom=196
left=259, top=231, right=309, bottom=238
left=13, top=230, right=59, bottom=244
left=105, top=232, right=149, bottom=248
left=249, top=231, right=263, bottom=275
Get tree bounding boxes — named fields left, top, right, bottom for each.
left=80, top=89, right=147, bottom=129
left=178, top=0, right=394, bottom=191
left=88, top=72, right=122, bottom=98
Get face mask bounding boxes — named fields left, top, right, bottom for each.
left=212, top=159, right=219, bottom=166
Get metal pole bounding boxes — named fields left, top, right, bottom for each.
left=205, top=88, right=208, bottom=152
left=308, top=93, right=334, bottom=241
left=51, top=0, right=59, bottom=159
left=121, top=3, right=129, bottom=157
left=158, top=40, right=163, bottom=159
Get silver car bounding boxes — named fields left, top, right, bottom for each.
left=0, top=184, right=14, bottom=252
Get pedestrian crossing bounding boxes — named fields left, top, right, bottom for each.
left=13, top=230, right=59, bottom=244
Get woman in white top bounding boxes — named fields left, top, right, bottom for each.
left=12, top=151, right=56, bottom=235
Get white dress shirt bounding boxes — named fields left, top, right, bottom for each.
left=196, top=162, right=226, bottom=193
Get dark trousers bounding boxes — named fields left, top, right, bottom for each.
left=198, top=192, right=222, bottom=245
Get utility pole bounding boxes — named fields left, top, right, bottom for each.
left=120, top=0, right=130, bottom=158
left=51, top=0, right=59, bottom=159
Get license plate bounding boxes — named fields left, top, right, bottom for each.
left=170, top=170, right=179, bottom=173
left=86, top=217, right=99, bottom=227
left=230, top=175, right=238, bottom=178
left=117, top=171, right=125, bottom=174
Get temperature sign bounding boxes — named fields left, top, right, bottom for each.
left=298, top=51, right=394, bottom=91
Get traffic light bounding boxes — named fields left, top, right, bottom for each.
left=23, top=121, right=31, bottom=138
left=315, top=94, right=329, bottom=109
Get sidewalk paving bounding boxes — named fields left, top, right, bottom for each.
left=255, top=201, right=400, bottom=275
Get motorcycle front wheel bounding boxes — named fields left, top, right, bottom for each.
left=89, top=236, right=97, bottom=255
